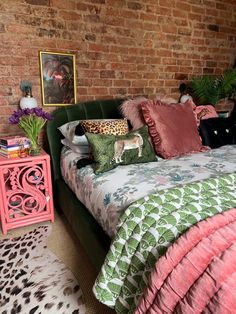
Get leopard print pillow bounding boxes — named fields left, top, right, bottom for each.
left=81, top=119, right=129, bottom=135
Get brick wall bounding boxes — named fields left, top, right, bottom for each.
left=0, top=0, right=235, bottom=137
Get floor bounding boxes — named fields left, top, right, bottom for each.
left=0, top=212, right=115, bottom=314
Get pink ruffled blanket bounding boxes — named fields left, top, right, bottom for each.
left=135, top=208, right=236, bottom=314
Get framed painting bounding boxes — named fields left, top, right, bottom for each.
left=39, top=51, right=76, bottom=106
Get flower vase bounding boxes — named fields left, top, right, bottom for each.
left=29, top=137, right=41, bottom=156
left=29, top=146, right=41, bottom=156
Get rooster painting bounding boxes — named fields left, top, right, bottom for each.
left=40, top=52, right=76, bottom=106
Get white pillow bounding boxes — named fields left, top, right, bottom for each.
left=58, top=121, right=89, bottom=146
left=61, top=138, right=90, bottom=155
left=72, top=135, right=88, bottom=146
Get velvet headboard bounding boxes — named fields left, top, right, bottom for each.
left=46, top=98, right=124, bottom=185
left=46, top=98, right=126, bottom=269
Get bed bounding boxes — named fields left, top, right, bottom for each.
left=46, top=99, right=124, bottom=270
left=46, top=98, right=236, bottom=313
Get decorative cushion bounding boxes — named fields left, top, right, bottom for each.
left=61, top=139, right=93, bottom=169
left=120, top=95, right=178, bottom=130
left=199, top=117, right=236, bottom=148
left=58, top=121, right=89, bottom=145
left=141, top=100, right=207, bottom=159
left=58, top=120, right=79, bottom=141
left=61, top=139, right=90, bottom=155
left=188, top=101, right=219, bottom=126
left=80, top=119, right=129, bottom=135
left=194, top=105, right=218, bottom=121
left=85, top=126, right=157, bottom=174
left=120, top=97, right=148, bottom=130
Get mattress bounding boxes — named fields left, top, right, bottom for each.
left=60, top=144, right=236, bottom=237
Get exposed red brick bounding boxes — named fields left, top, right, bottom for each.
left=178, top=27, right=192, bottom=36
left=88, top=87, right=108, bottom=95
left=84, top=14, right=100, bottom=23
left=161, top=24, right=178, bottom=34
left=85, top=33, right=96, bottom=41
left=173, top=10, right=187, bottom=18
left=89, top=43, right=109, bottom=52
left=128, top=87, right=145, bottom=95
left=175, top=73, right=188, bottom=80
left=92, top=79, right=113, bottom=86
left=192, top=60, right=204, bottom=67
left=216, top=3, right=227, bottom=10
left=191, top=38, right=205, bottom=45
left=179, top=66, right=193, bottom=73
left=139, top=12, right=157, bottom=22
left=162, top=58, right=177, bottom=65
left=206, top=61, right=217, bottom=67
left=203, top=67, right=214, bottom=74
left=25, top=0, right=49, bottom=5
left=165, top=66, right=180, bottom=72
left=159, top=0, right=175, bottom=7
left=148, top=80, right=165, bottom=87
left=121, top=9, right=139, bottom=19
left=188, top=13, right=202, bottom=21
left=142, top=73, right=157, bottom=79
left=127, top=2, right=143, bottom=11
left=109, top=87, right=128, bottom=95
left=164, top=79, right=177, bottom=87
left=100, top=70, right=116, bottom=79
left=124, top=72, right=143, bottom=79
left=51, top=0, right=76, bottom=10
left=177, top=59, right=192, bottom=66
left=0, top=0, right=235, bottom=140
left=29, top=7, right=57, bottom=18
left=191, top=5, right=205, bottom=14
left=0, top=23, right=6, bottom=32
left=206, top=8, right=219, bottom=17
left=176, top=2, right=191, bottom=11
left=131, top=80, right=148, bottom=87
left=90, top=0, right=105, bottom=4
left=59, top=10, right=81, bottom=20
left=156, top=7, right=172, bottom=16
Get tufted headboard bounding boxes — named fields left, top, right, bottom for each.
left=46, top=98, right=124, bottom=185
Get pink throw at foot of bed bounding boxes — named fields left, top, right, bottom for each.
left=135, top=208, right=236, bottom=314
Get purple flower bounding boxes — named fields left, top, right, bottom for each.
left=9, top=108, right=53, bottom=125
left=16, top=110, right=24, bottom=118
left=22, top=108, right=31, bottom=115
left=33, top=108, right=44, bottom=117
left=9, top=115, right=19, bottom=124
left=42, top=111, right=53, bottom=121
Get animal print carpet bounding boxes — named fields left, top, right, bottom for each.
left=0, top=225, right=86, bottom=314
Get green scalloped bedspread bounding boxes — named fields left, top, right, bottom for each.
left=93, top=173, right=236, bottom=313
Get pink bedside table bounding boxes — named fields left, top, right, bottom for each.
left=0, top=149, right=54, bottom=234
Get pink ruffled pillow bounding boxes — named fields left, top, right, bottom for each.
left=184, top=99, right=218, bottom=125
left=120, top=95, right=178, bottom=130
left=141, top=100, right=208, bottom=159
left=194, top=105, right=218, bottom=125
left=120, top=97, right=148, bottom=130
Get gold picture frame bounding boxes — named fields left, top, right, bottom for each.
left=39, top=51, right=76, bottom=106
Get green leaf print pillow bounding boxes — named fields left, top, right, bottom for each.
left=86, top=126, right=157, bottom=174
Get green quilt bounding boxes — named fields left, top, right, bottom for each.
left=93, top=173, right=236, bottom=313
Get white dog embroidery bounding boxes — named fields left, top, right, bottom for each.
left=112, top=133, right=143, bottom=163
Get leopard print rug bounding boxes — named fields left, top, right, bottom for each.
left=0, top=225, right=86, bottom=314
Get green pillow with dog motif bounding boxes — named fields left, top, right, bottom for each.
left=85, top=126, right=157, bottom=174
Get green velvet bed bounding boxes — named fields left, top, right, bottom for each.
left=46, top=98, right=124, bottom=272
left=46, top=99, right=236, bottom=313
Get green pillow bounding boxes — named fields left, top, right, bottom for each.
left=86, top=126, right=157, bottom=174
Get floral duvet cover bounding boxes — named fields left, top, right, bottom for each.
left=61, top=145, right=236, bottom=237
